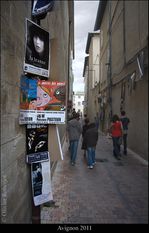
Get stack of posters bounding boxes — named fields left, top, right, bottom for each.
left=26, top=124, right=53, bottom=206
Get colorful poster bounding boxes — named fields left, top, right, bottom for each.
left=36, top=80, right=66, bottom=111
left=24, top=19, right=50, bottom=78
left=31, top=160, right=53, bottom=206
left=19, top=76, right=66, bottom=124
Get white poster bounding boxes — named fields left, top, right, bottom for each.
left=20, top=110, right=66, bottom=124
left=31, top=160, right=53, bottom=206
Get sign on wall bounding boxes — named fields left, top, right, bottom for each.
left=24, top=19, right=50, bottom=78
left=19, top=75, right=66, bottom=124
left=32, top=0, right=55, bottom=17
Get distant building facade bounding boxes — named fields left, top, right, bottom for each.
left=83, top=32, right=100, bottom=122
left=94, top=0, right=148, bottom=159
left=73, top=91, right=84, bottom=116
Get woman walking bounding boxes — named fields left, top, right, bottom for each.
left=109, top=114, right=123, bottom=160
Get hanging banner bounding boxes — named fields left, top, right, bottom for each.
left=32, top=0, right=55, bottom=17
left=24, top=19, right=50, bottom=78
left=31, top=160, right=53, bottom=206
left=19, top=76, right=66, bottom=124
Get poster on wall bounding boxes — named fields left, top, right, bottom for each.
left=24, top=19, right=50, bottom=78
left=27, top=151, right=49, bottom=164
left=32, top=0, right=55, bottom=17
left=31, top=160, right=53, bottom=206
left=26, top=124, right=48, bottom=154
left=19, top=75, right=66, bottom=124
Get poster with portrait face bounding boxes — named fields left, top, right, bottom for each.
left=31, top=160, right=53, bottom=206
left=19, top=75, right=66, bottom=124
left=24, top=19, right=50, bottom=78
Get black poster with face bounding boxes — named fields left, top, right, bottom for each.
left=24, top=19, right=50, bottom=77
left=26, top=124, right=48, bottom=154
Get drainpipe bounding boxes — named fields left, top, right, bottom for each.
left=123, top=0, right=126, bottom=65
left=107, top=0, right=113, bottom=121
left=30, top=0, right=40, bottom=224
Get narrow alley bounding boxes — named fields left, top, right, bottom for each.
left=41, top=132, right=148, bottom=224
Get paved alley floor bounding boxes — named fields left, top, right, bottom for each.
left=41, top=132, right=148, bottom=224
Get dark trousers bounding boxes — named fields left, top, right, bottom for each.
left=123, top=134, right=127, bottom=154
left=112, top=137, right=121, bottom=158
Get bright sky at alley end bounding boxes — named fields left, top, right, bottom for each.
left=73, top=0, right=99, bottom=93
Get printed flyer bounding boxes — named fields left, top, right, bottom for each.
left=19, top=75, right=66, bottom=124
left=31, top=160, right=53, bottom=206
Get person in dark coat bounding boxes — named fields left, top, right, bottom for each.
left=120, top=111, right=130, bottom=155
left=81, top=118, right=90, bottom=157
left=67, top=113, right=82, bottom=166
left=83, top=123, right=98, bottom=169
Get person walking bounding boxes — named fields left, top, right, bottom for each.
left=120, top=111, right=130, bottom=155
left=67, top=113, right=82, bottom=166
left=81, top=118, right=90, bottom=158
left=83, top=123, right=98, bottom=169
left=109, top=114, right=123, bottom=160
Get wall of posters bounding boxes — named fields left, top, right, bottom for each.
left=19, top=75, right=66, bottom=124
left=24, top=19, right=50, bottom=78
left=31, top=160, right=53, bottom=206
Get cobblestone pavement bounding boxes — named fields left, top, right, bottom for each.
left=41, top=132, right=148, bottom=224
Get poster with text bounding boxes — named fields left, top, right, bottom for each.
left=19, top=76, right=66, bottom=124
left=31, top=160, right=53, bottom=206
left=26, top=124, right=48, bottom=153
left=24, top=19, right=50, bottom=77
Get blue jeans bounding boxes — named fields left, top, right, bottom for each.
left=70, top=140, right=79, bottom=163
left=87, top=147, right=95, bottom=166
